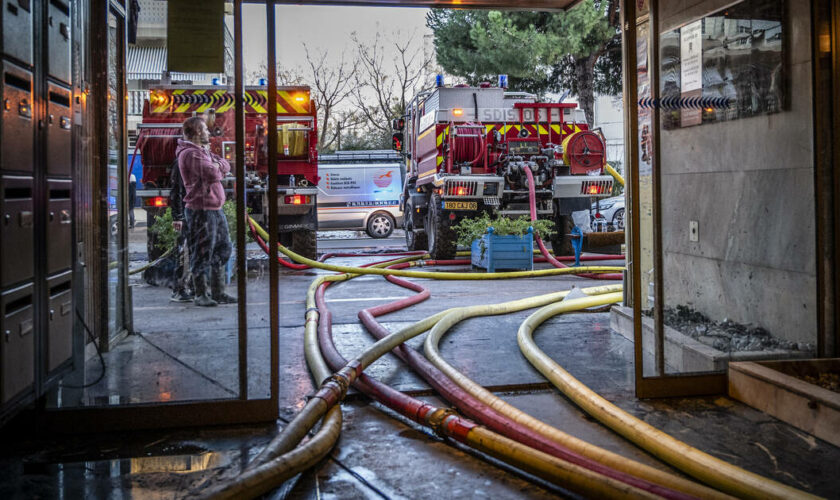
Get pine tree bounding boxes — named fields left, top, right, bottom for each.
left=426, top=0, right=620, bottom=126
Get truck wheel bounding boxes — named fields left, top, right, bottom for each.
left=291, top=230, right=317, bottom=260
left=426, top=195, right=456, bottom=260
left=366, top=212, right=395, bottom=239
left=404, top=204, right=428, bottom=251
left=551, top=214, right=575, bottom=257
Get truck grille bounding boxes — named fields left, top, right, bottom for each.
left=445, top=180, right=478, bottom=197
left=580, top=179, right=613, bottom=196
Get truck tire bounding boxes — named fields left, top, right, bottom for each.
left=366, top=211, right=395, bottom=239
left=551, top=214, right=575, bottom=257
left=404, top=203, right=428, bottom=251
left=426, top=194, right=456, bottom=260
left=291, top=230, right=317, bottom=260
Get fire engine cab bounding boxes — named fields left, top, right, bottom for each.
left=397, top=80, right=614, bottom=259
left=135, top=85, right=319, bottom=261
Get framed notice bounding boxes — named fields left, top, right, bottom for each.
left=660, top=0, right=786, bottom=130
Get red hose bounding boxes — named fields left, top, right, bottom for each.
left=350, top=263, right=694, bottom=500
left=308, top=257, right=693, bottom=499
left=523, top=167, right=623, bottom=280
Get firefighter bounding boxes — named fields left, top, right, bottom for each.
left=176, top=117, right=237, bottom=307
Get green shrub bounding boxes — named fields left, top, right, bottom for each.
left=149, top=207, right=178, bottom=252
left=223, top=200, right=253, bottom=243
left=453, top=213, right=555, bottom=248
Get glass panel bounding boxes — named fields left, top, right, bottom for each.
left=636, top=20, right=658, bottom=377
left=50, top=8, right=263, bottom=407
left=657, top=0, right=817, bottom=375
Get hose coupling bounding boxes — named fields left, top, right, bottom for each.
left=425, top=408, right=460, bottom=438
left=314, top=374, right=350, bottom=407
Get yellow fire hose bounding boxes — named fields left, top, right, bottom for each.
left=248, top=216, right=624, bottom=280
left=517, top=297, right=821, bottom=500
left=605, top=163, right=625, bottom=187
left=206, top=260, right=652, bottom=499
left=422, top=289, right=728, bottom=499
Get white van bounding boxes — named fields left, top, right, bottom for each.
left=317, top=151, right=405, bottom=238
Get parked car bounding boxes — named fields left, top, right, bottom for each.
left=317, top=151, right=405, bottom=238
left=591, top=195, right=625, bottom=230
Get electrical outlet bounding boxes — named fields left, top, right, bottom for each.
left=689, top=220, right=699, bottom=242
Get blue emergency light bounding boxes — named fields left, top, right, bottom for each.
left=498, top=74, right=508, bottom=89
left=435, top=74, right=444, bottom=87
left=211, top=77, right=222, bottom=85
left=258, top=78, right=268, bottom=86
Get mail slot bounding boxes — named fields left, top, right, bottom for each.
left=46, top=270, right=72, bottom=372
left=46, top=180, right=72, bottom=274
left=1, top=282, right=34, bottom=404
left=0, top=176, right=33, bottom=287
left=47, top=0, right=71, bottom=84
left=1, top=62, right=34, bottom=173
left=2, top=0, right=33, bottom=65
left=47, top=83, right=72, bottom=176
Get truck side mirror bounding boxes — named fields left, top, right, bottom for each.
left=392, top=132, right=404, bottom=152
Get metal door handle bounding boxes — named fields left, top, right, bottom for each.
left=49, top=309, right=55, bottom=320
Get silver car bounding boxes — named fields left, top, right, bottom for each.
left=591, top=195, right=625, bottom=230
left=317, top=152, right=405, bottom=238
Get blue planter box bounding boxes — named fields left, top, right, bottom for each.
left=471, top=227, right=534, bottom=272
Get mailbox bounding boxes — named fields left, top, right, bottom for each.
left=46, top=270, right=72, bottom=372
left=1, top=282, right=34, bottom=404
left=47, top=83, right=72, bottom=176
left=2, top=0, right=33, bottom=65
left=46, top=179, right=71, bottom=274
left=1, top=62, right=34, bottom=173
left=47, top=0, right=71, bottom=84
left=0, top=176, right=33, bottom=288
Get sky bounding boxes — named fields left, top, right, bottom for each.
left=237, top=5, right=433, bottom=82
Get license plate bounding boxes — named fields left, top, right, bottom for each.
left=444, top=201, right=477, bottom=211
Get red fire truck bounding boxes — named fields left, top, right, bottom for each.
left=135, top=85, right=319, bottom=259
left=397, top=82, right=614, bottom=259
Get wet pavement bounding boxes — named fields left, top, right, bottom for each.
left=1, top=238, right=839, bottom=498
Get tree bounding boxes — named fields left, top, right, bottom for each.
left=351, top=29, right=434, bottom=136
left=302, top=45, right=355, bottom=152
left=426, top=1, right=620, bottom=125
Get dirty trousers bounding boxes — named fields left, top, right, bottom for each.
left=184, top=208, right=232, bottom=279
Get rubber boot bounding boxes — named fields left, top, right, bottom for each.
left=193, top=274, right=217, bottom=307
left=211, top=267, right=237, bottom=304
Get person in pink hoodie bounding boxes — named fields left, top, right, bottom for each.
left=176, top=116, right=236, bottom=306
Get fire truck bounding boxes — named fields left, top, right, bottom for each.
left=135, top=85, right=319, bottom=260
left=396, top=81, right=614, bottom=259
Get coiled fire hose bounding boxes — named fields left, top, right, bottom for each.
left=517, top=299, right=820, bottom=500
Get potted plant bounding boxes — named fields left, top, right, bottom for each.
left=454, top=214, right=554, bottom=272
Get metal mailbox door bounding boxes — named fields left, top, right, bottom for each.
left=46, top=179, right=71, bottom=274
left=47, top=0, right=71, bottom=84
left=46, top=83, right=72, bottom=177
left=1, top=282, right=34, bottom=404
left=46, top=270, right=72, bottom=372
left=0, top=175, right=34, bottom=288
left=1, top=0, right=33, bottom=65
left=1, top=62, right=34, bottom=173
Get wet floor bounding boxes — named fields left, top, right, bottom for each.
left=1, top=247, right=839, bottom=498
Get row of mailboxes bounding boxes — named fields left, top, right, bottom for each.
left=1, top=0, right=71, bottom=84
left=1, top=63, right=72, bottom=176
left=0, top=270, right=71, bottom=404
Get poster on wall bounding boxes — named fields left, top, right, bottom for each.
left=637, top=22, right=652, bottom=177
left=679, top=20, right=703, bottom=127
